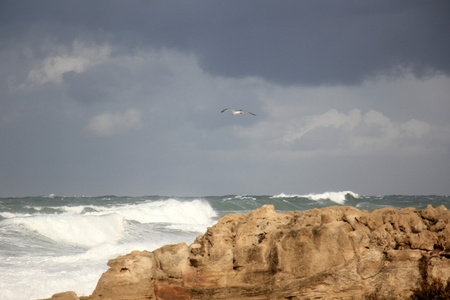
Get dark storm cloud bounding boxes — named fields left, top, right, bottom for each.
left=2, top=0, right=449, bottom=85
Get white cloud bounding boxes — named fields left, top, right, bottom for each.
left=283, top=108, right=362, bottom=143
left=23, top=41, right=111, bottom=87
left=399, top=119, right=432, bottom=139
left=284, top=108, right=441, bottom=153
left=229, top=71, right=450, bottom=159
left=85, top=108, right=143, bottom=137
left=236, top=105, right=449, bottom=158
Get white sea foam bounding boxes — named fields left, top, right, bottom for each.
left=0, top=255, right=105, bottom=300
left=1, top=199, right=215, bottom=247
left=0, top=218, right=200, bottom=300
left=272, top=193, right=298, bottom=198
left=234, top=195, right=257, bottom=200
left=0, top=198, right=216, bottom=300
left=165, top=223, right=210, bottom=232
left=61, top=205, right=99, bottom=214
left=301, top=191, right=359, bottom=204
left=0, top=212, right=32, bottom=218
left=88, top=199, right=217, bottom=225
left=272, top=191, right=359, bottom=205
left=5, top=213, right=125, bottom=247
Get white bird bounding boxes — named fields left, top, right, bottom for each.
left=221, top=108, right=256, bottom=116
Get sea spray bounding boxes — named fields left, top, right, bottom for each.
left=102, top=198, right=218, bottom=225
left=1, top=193, right=449, bottom=300
left=6, top=213, right=125, bottom=247
left=300, top=191, right=359, bottom=205
left=271, top=191, right=359, bottom=205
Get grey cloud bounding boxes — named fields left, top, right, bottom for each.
left=1, top=1, right=449, bottom=197
left=85, top=108, right=143, bottom=137
left=2, top=1, right=449, bottom=86
left=194, top=1, right=450, bottom=85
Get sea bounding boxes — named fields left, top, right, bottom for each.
left=1, top=191, right=449, bottom=300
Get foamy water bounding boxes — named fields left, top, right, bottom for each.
left=0, top=198, right=216, bottom=300
left=271, top=191, right=359, bottom=204
left=0, top=192, right=448, bottom=300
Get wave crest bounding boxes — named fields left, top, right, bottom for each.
left=100, top=199, right=217, bottom=225
left=5, top=213, right=125, bottom=247
left=272, top=191, right=359, bottom=205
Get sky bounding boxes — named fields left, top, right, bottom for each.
left=1, top=1, right=449, bottom=197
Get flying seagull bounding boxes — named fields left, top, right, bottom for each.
left=221, top=108, right=256, bottom=116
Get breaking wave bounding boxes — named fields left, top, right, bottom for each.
left=4, top=213, right=125, bottom=247
left=1, top=199, right=217, bottom=248
left=272, top=191, right=359, bottom=205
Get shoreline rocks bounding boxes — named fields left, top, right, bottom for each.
left=44, top=204, right=450, bottom=299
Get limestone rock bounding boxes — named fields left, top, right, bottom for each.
left=39, top=291, right=84, bottom=300
left=89, top=250, right=156, bottom=300
left=48, top=205, right=450, bottom=300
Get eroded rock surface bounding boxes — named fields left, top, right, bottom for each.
left=47, top=204, right=450, bottom=300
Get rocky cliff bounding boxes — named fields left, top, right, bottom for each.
left=44, top=204, right=450, bottom=300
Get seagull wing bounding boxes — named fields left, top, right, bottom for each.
left=221, top=108, right=230, bottom=113
left=243, top=110, right=256, bottom=116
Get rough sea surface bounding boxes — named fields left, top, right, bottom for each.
left=1, top=192, right=449, bottom=300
